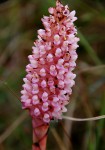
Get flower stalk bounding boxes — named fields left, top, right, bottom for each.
left=32, top=119, right=49, bottom=150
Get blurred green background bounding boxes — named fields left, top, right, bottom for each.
left=0, top=0, right=105, bottom=150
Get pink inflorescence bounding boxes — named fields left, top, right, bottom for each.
left=21, top=0, right=79, bottom=123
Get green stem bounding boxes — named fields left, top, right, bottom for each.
left=78, top=30, right=102, bottom=65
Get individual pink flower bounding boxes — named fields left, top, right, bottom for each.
left=21, top=0, right=79, bottom=150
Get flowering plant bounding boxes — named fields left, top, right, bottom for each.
left=21, top=0, right=79, bottom=149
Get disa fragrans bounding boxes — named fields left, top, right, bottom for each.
left=21, top=0, right=79, bottom=150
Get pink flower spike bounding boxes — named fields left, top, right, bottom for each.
left=21, top=1, right=79, bottom=149
left=21, top=0, right=79, bottom=122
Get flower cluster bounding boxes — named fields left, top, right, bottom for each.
left=21, top=0, right=79, bottom=123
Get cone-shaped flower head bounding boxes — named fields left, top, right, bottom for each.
left=21, top=0, right=79, bottom=124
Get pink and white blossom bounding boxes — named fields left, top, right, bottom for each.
left=21, top=0, right=79, bottom=124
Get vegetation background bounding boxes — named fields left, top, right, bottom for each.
left=0, top=0, right=105, bottom=150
